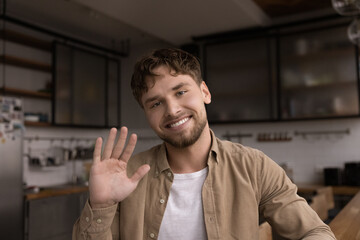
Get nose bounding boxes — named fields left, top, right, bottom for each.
left=165, top=99, right=181, bottom=117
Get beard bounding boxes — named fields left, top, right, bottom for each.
left=159, top=111, right=208, bottom=149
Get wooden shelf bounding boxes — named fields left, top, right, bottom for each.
left=0, top=55, right=52, bottom=72
left=0, top=29, right=52, bottom=52
left=281, top=48, right=354, bottom=64
left=0, top=87, right=51, bottom=99
left=282, top=81, right=356, bottom=93
left=25, top=121, right=52, bottom=127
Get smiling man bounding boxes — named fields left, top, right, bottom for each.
left=73, top=48, right=336, bottom=240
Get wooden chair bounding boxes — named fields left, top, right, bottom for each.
left=316, top=186, right=335, bottom=210
left=310, top=193, right=329, bottom=221
left=259, top=221, right=272, bottom=240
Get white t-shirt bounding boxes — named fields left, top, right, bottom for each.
left=158, top=167, right=208, bottom=240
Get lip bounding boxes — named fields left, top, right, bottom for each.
left=164, top=116, right=192, bottom=129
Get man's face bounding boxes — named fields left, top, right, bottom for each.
left=141, top=65, right=211, bottom=148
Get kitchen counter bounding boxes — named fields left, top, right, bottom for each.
left=25, top=184, right=88, bottom=201
left=296, top=183, right=360, bottom=196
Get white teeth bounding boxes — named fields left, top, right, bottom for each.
left=169, top=117, right=189, bottom=128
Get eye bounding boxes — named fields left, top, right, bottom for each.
left=150, top=102, right=161, bottom=109
left=176, top=90, right=186, bottom=96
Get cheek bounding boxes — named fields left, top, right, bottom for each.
left=145, top=110, right=162, bottom=128
left=185, top=95, right=205, bottom=110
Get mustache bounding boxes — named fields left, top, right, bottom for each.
left=162, top=114, right=191, bottom=124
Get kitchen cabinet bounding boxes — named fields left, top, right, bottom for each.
left=25, top=191, right=88, bottom=240
left=205, top=37, right=275, bottom=122
left=279, top=25, right=359, bottom=119
left=54, top=43, right=120, bottom=127
left=201, top=17, right=359, bottom=123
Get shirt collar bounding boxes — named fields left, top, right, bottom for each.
left=154, top=128, right=220, bottom=176
left=209, top=129, right=219, bottom=164
left=155, top=143, right=171, bottom=176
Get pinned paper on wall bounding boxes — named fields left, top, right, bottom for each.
left=0, top=96, right=24, bottom=142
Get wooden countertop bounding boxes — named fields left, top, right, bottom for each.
left=330, top=190, right=360, bottom=240
left=25, top=184, right=88, bottom=200
left=296, top=183, right=360, bottom=196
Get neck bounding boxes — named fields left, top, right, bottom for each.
left=165, top=124, right=212, bottom=174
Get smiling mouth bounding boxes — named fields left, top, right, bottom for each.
left=167, top=117, right=190, bottom=128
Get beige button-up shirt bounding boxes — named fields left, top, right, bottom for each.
left=73, top=130, right=336, bottom=240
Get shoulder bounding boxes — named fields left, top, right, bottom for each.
left=215, top=137, right=267, bottom=164
left=214, top=137, right=282, bottom=177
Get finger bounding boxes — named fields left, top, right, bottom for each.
left=130, top=164, right=150, bottom=183
left=111, top=126, right=128, bottom=159
left=120, top=133, right=137, bottom=163
left=93, top=137, right=103, bottom=164
left=102, top=128, right=117, bottom=160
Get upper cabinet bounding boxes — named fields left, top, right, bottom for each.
left=279, top=25, right=359, bottom=119
left=205, top=37, right=275, bottom=122
left=54, top=43, right=120, bottom=127
left=200, top=17, right=359, bottom=123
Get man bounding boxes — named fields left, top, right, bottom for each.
left=73, top=48, right=336, bottom=239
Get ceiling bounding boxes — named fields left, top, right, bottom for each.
left=6, top=0, right=336, bottom=47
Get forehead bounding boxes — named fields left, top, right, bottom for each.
left=145, top=65, right=198, bottom=89
left=141, top=66, right=198, bottom=103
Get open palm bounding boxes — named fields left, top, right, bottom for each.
left=89, top=127, right=150, bottom=209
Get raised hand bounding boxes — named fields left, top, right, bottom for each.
left=89, top=127, right=150, bottom=209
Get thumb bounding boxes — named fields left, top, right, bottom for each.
left=130, top=164, right=150, bottom=183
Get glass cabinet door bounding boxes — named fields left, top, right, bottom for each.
left=54, top=43, right=120, bottom=127
left=205, top=37, right=273, bottom=122
left=279, top=25, right=359, bottom=119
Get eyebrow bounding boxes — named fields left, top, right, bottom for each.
left=144, top=82, right=190, bottom=105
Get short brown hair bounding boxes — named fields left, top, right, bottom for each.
left=131, top=48, right=202, bottom=107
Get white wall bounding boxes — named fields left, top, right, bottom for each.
left=24, top=117, right=360, bottom=187
left=210, top=118, right=360, bottom=184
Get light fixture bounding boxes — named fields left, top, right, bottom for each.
left=332, top=0, right=360, bottom=16
left=348, top=17, right=360, bottom=44
left=332, top=0, right=360, bottom=45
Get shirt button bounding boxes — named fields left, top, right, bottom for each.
left=85, top=217, right=89, bottom=222
left=96, top=218, right=102, bottom=224
left=149, top=233, right=155, bottom=238
left=160, top=199, right=165, bottom=204
left=167, top=172, right=172, bottom=177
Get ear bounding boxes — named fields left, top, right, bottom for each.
left=200, top=81, right=211, bottom=104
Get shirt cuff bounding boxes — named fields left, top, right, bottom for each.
left=79, top=199, right=118, bottom=233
